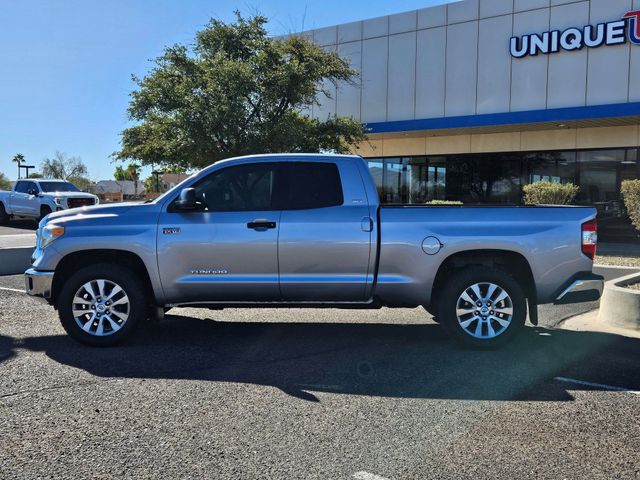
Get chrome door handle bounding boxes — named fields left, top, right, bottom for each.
left=247, top=221, right=276, bottom=230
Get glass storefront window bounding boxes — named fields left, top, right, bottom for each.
left=427, top=157, right=446, bottom=202
left=577, top=149, right=628, bottom=203
left=382, top=158, right=404, bottom=203
left=366, top=148, right=639, bottom=208
left=445, top=154, right=521, bottom=204
left=524, top=151, right=577, bottom=184
left=368, top=159, right=384, bottom=200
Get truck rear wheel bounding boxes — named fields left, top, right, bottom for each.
left=57, top=263, right=146, bottom=346
left=0, top=203, right=8, bottom=225
left=436, top=267, right=526, bottom=348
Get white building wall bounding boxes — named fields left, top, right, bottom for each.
left=303, top=0, right=640, bottom=123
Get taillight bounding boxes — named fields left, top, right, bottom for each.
left=581, top=219, right=597, bottom=260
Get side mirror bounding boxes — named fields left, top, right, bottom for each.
left=174, top=188, right=202, bottom=211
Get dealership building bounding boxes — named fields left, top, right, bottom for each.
left=300, top=0, right=640, bottom=239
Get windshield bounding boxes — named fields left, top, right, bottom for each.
left=39, top=181, right=80, bottom=193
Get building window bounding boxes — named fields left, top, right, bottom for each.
left=524, top=151, right=577, bottom=184
left=365, top=148, right=639, bottom=208
left=445, top=154, right=522, bottom=204
left=365, top=157, right=447, bottom=204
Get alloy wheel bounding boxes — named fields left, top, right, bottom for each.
left=72, top=279, right=130, bottom=337
left=455, top=282, right=513, bottom=339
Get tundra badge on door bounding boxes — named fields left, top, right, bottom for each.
left=163, top=227, right=181, bottom=235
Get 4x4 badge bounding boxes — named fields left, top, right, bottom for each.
left=163, top=227, right=180, bottom=235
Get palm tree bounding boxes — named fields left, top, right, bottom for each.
left=12, top=153, right=25, bottom=179
left=126, top=163, right=141, bottom=195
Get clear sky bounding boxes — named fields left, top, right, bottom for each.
left=0, top=0, right=452, bottom=182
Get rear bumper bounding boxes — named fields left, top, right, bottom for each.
left=24, top=268, right=54, bottom=300
left=554, top=273, right=604, bottom=305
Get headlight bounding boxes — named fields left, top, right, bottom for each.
left=54, top=197, right=64, bottom=206
left=40, top=225, right=65, bottom=249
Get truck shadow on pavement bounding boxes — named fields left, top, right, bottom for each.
left=8, top=314, right=640, bottom=402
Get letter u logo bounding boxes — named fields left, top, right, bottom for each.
left=510, top=36, right=529, bottom=58
left=624, top=11, right=640, bottom=45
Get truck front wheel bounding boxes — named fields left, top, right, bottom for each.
left=57, top=263, right=146, bottom=346
left=437, top=267, right=526, bottom=348
left=39, top=205, right=52, bottom=222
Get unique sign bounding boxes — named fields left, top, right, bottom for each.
left=511, top=11, right=640, bottom=58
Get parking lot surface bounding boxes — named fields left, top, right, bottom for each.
left=0, top=221, right=37, bottom=236
left=1, top=271, right=639, bottom=479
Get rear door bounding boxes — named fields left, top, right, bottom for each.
left=157, top=162, right=283, bottom=303
left=278, top=160, right=373, bottom=302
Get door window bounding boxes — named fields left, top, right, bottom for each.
left=281, top=162, right=343, bottom=210
left=26, top=182, right=38, bottom=194
left=14, top=181, right=28, bottom=193
left=190, top=163, right=279, bottom=212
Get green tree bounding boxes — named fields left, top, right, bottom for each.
left=12, top=153, right=25, bottom=179
left=115, top=13, right=366, bottom=170
left=143, top=175, right=168, bottom=194
left=67, top=175, right=93, bottom=192
left=41, top=151, right=88, bottom=180
left=0, top=172, right=11, bottom=190
left=28, top=172, right=43, bottom=179
left=114, top=163, right=142, bottom=194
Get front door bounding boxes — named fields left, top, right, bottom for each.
left=157, top=162, right=282, bottom=303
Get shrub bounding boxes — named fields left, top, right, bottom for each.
left=426, top=200, right=463, bottom=205
left=523, top=180, right=579, bottom=205
left=621, top=179, right=640, bottom=231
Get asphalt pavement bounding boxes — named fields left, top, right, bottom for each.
left=1, top=271, right=639, bottom=479
left=0, top=221, right=37, bottom=235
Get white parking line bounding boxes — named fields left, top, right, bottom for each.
left=0, top=287, right=24, bottom=294
left=555, top=376, right=640, bottom=395
left=352, top=471, right=391, bottom=480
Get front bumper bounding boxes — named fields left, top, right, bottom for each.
left=25, top=268, right=54, bottom=300
left=554, top=273, right=604, bottom=305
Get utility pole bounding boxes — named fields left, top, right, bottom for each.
left=152, top=170, right=164, bottom=193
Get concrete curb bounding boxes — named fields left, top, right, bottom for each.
left=0, top=247, right=33, bottom=276
left=560, top=309, right=640, bottom=340
left=597, top=272, right=640, bottom=332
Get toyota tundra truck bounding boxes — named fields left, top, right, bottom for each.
left=24, top=154, right=603, bottom=348
left=0, top=179, right=98, bottom=224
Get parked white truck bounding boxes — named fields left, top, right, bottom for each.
left=0, top=179, right=98, bottom=224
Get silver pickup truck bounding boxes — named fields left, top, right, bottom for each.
left=25, top=154, right=603, bottom=348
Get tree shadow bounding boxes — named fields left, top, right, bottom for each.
left=4, top=314, right=640, bottom=402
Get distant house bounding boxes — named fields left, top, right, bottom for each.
left=160, top=173, right=189, bottom=189
left=90, top=180, right=145, bottom=202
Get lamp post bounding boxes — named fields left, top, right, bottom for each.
left=21, top=165, right=35, bottom=179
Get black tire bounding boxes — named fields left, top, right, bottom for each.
left=39, top=205, right=52, bottom=222
left=0, top=203, right=8, bottom=225
left=436, top=267, right=526, bottom=349
left=58, top=263, right=146, bottom=346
